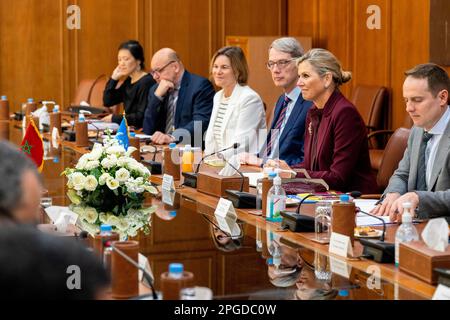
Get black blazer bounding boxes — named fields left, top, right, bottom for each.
left=143, top=70, right=215, bottom=146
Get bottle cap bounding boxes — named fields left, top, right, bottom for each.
left=53, top=105, right=60, bottom=113
left=268, top=172, right=277, bottom=179
left=53, top=156, right=60, bottom=164
left=169, top=143, right=176, bottom=149
left=273, top=174, right=282, bottom=185
left=1, top=95, right=6, bottom=100
left=169, top=263, right=183, bottom=274
left=169, top=211, right=177, bottom=218
left=78, top=113, right=85, bottom=122
left=100, top=224, right=112, bottom=233
left=340, top=194, right=350, bottom=202
left=130, top=132, right=136, bottom=137
left=402, top=202, right=412, bottom=209
left=27, top=98, right=34, bottom=103
left=338, top=289, right=349, bottom=297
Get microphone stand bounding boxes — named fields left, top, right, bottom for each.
left=183, top=143, right=240, bottom=188
left=355, top=208, right=394, bottom=263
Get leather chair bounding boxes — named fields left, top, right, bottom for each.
left=369, top=113, right=413, bottom=171
left=375, top=127, right=410, bottom=192
left=351, top=85, right=389, bottom=136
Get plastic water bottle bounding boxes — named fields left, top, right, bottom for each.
left=78, top=112, right=85, bottom=122
left=266, top=173, right=286, bottom=222
left=394, top=202, right=419, bottom=267
left=101, top=224, right=113, bottom=273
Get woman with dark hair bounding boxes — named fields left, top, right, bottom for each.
left=102, top=40, right=155, bottom=128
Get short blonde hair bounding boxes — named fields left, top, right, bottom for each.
left=297, top=48, right=352, bottom=86
left=210, top=46, right=249, bottom=85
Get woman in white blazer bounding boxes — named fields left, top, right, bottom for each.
left=204, top=46, right=266, bottom=159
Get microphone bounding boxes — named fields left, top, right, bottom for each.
left=105, top=241, right=158, bottom=300
left=182, top=143, right=240, bottom=188
left=280, top=191, right=361, bottom=233
left=356, top=208, right=395, bottom=263
left=141, top=143, right=162, bottom=174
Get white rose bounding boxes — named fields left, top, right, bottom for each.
left=117, top=157, right=128, bottom=167
left=87, top=146, right=103, bottom=161
left=71, top=172, right=86, bottom=191
left=126, top=181, right=145, bottom=194
left=144, top=184, right=158, bottom=195
left=84, top=175, right=98, bottom=191
left=85, top=160, right=100, bottom=171
left=101, top=157, right=113, bottom=169
left=106, top=177, right=120, bottom=190
left=106, top=145, right=125, bottom=155
left=125, top=146, right=138, bottom=157
left=99, top=173, right=111, bottom=186
left=116, top=219, right=130, bottom=231
left=71, top=205, right=85, bottom=217
left=76, top=154, right=89, bottom=170
left=84, top=207, right=99, bottom=224
left=115, top=168, right=130, bottom=182
left=106, top=215, right=120, bottom=227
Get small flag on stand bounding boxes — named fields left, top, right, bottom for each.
left=20, top=117, right=44, bottom=172
left=115, top=113, right=129, bottom=150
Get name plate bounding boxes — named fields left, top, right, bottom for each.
left=214, top=198, right=237, bottom=220
left=433, top=284, right=450, bottom=300
left=329, top=232, right=353, bottom=258
left=162, top=189, right=175, bottom=206
left=329, top=256, right=352, bottom=279
left=162, top=174, right=175, bottom=192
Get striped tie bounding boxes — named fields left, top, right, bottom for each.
left=265, top=95, right=291, bottom=156
left=165, top=89, right=178, bottom=134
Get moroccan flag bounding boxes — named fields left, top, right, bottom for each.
left=20, top=118, right=44, bottom=172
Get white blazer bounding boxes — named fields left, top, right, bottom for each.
left=204, top=84, right=267, bottom=159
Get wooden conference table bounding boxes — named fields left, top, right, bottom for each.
left=5, top=120, right=440, bottom=300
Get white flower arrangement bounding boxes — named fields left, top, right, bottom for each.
left=62, top=136, right=158, bottom=239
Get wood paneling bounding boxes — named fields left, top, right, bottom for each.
left=288, top=0, right=435, bottom=130
left=0, top=0, right=65, bottom=112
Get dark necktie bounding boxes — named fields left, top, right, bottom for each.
left=165, top=88, right=178, bottom=134
left=416, top=131, right=433, bottom=191
left=265, top=95, right=291, bottom=156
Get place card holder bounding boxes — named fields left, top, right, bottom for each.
left=49, top=111, right=62, bottom=135
left=93, top=232, right=120, bottom=258
left=25, top=102, right=37, bottom=116
left=111, top=241, right=139, bottom=299
left=160, top=270, right=194, bottom=300
left=129, top=136, right=141, bottom=162
left=0, top=121, right=9, bottom=140
left=0, top=99, right=9, bottom=120
left=331, top=201, right=356, bottom=245
left=163, top=147, right=180, bottom=180
left=75, top=121, right=89, bottom=147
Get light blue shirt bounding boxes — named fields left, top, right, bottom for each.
left=269, top=86, right=301, bottom=158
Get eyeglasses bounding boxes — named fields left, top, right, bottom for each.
left=266, top=58, right=296, bottom=70
left=150, top=60, right=176, bottom=76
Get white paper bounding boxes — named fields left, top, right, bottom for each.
left=329, top=232, right=353, bottom=258
left=214, top=198, right=237, bottom=220
left=356, top=215, right=392, bottom=226
left=219, top=155, right=240, bottom=177
left=162, top=174, right=175, bottom=192
left=422, top=218, right=449, bottom=252
left=45, top=206, right=79, bottom=233
left=243, top=172, right=264, bottom=187
left=70, top=120, right=119, bottom=131
left=216, top=216, right=241, bottom=239
left=354, top=199, right=379, bottom=214
left=134, top=133, right=153, bottom=140
left=433, top=284, right=450, bottom=300
left=138, top=253, right=154, bottom=284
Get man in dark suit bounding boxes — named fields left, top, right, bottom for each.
left=143, top=48, right=215, bottom=147
left=240, top=37, right=311, bottom=166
